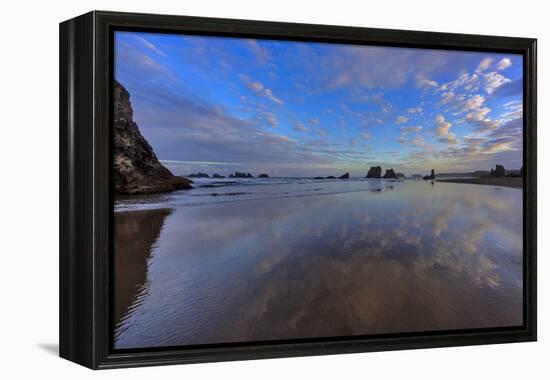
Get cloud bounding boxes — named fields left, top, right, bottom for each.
left=484, top=71, right=510, bottom=94
left=116, top=40, right=173, bottom=80
left=246, top=39, right=271, bottom=64
left=134, top=35, right=167, bottom=57
left=476, top=57, right=493, bottom=73
left=435, top=115, right=458, bottom=145
left=396, top=116, right=409, bottom=124
left=407, top=107, right=423, bottom=114
left=397, top=126, right=426, bottom=147
left=442, top=93, right=499, bottom=135
left=401, top=126, right=423, bottom=133
left=315, top=45, right=457, bottom=91
left=415, top=75, right=438, bottom=89
left=498, top=100, right=523, bottom=123
left=307, top=117, right=320, bottom=126
left=410, top=136, right=429, bottom=147
left=239, top=74, right=284, bottom=105
left=293, top=123, right=308, bottom=132
left=440, top=91, right=455, bottom=104
left=496, top=58, right=512, bottom=70
left=360, top=131, right=370, bottom=140
left=263, top=112, right=278, bottom=128
left=479, top=137, right=515, bottom=154
left=439, top=73, right=479, bottom=93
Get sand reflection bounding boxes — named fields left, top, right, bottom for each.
left=114, top=181, right=523, bottom=349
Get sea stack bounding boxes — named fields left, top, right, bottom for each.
left=229, top=172, right=254, bottom=178
left=339, top=172, right=350, bottom=179
left=423, top=169, right=436, bottom=180
left=113, top=81, right=192, bottom=195
left=494, top=165, right=506, bottom=177
left=188, top=172, right=210, bottom=178
left=383, top=169, right=398, bottom=179
left=366, top=166, right=382, bottom=178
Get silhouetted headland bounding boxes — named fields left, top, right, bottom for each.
left=113, top=81, right=192, bottom=195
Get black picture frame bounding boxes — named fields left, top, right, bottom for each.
left=59, top=10, right=537, bottom=369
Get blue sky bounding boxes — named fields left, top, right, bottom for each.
left=115, top=31, right=523, bottom=177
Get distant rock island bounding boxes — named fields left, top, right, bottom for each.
left=383, top=169, right=398, bottom=179
left=436, top=164, right=523, bottom=189
left=188, top=172, right=210, bottom=178
left=229, top=172, right=254, bottom=178
left=366, top=166, right=401, bottom=179
left=313, top=173, right=348, bottom=179
left=113, top=81, right=192, bottom=195
left=258, top=173, right=270, bottom=178
left=366, top=166, right=382, bottom=178
left=423, top=169, right=436, bottom=180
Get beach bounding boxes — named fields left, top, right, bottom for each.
left=436, top=177, right=523, bottom=189
left=113, top=178, right=523, bottom=349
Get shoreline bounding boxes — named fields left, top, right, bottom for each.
left=436, top=177, right=523, bottom=189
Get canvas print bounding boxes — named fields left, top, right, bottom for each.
left=112, top=31, right=524, bottom=350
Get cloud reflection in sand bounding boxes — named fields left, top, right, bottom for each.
left=114, top=181, right=522, bottom=349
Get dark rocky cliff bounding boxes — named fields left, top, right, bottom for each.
left=113, top=81, right=192, bottom=195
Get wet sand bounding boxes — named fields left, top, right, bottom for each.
left=436, top=177, right=523, bottom=189
left=113, top=180, right=523, bottom=349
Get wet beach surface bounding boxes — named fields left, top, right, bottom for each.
left=113, top=179, right=523, bottom=349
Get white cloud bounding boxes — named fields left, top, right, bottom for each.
left=415, top=75, right=439, bottom=89
left=441, top=91, right=455, bottom=104
left=476, top=57, right=493, bottom=73
left=246, top=40, right=270, bottom=64
left=448, top=94, right=499, bottom=134
left=263, top=112, right=278, bottom=128
left=484, top=71, right=510, bottom=94
left=466, top=107, right=491, bottom=122
left=435, top=115, right=458, bottom=145
left=361, top=131, right=370, bottom=140
left=407, top=107, right=423, bottom=114
left=239, top=74, right=284, bottom=105
left=496, top=58, right=512, bottom=70
left=462, top=94, right=486, bottom=111
left=498, top=100, right=523, bottom=123
left=440, top=73, right=479, bottom=93
left=401, top=126, right=423, bottom=133
left=396, top=116, right=409, bottom=124
left=293, top=123, right=307, bottom=132
left=134, top=35, right=166, bottom=57
left=410, top=136, right=429, bottom=148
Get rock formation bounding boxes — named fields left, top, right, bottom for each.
left=229, top=172, right=254, bottom=178
left=326, top=176, right=336, bottom=179
left=383, top=169, right=398, bottom=179
left=212, top=173, right=225, bottom=178
left=339, top=172, right=350, bottom=179
left=366, top=166, right=382, bottom=178
left=423, top=169, right=436, bottom=180
left=258, top=173, right=270, bottom=178
left=396, top=172, right=405, bottom=179
left=188, top=172, right=210, bottom=178
left=113, top=81, right=192, bottom=195
left=314, top=176, right=325, bottom=180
